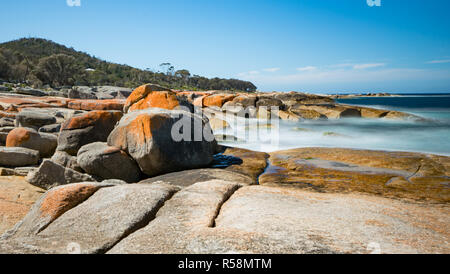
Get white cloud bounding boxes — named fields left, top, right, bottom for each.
left=296, top=66, right=317, bottom=72
left=427, top=59, right=450, bottom=64
left=352, top=63, right=386, bottom=69
left=263, top=67, right=280, bottom=72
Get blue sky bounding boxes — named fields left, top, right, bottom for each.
left=1, top=0, right=450, bottom=93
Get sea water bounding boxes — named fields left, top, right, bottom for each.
left=216, top=94, right=450, bottom=156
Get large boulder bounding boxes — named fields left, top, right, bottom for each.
left=107, top=108, right=216, bottom=177
left=0, top=147, right=39, bottom=167
left=77, top=142, right=142, bottom=183
left=124, top=84, right=192, bottom=113
left=26, top=160, right=96, bottom=190
left=57, top=110, right=123, bottom=156
left=15, top=110, right=56, bottom=130
left=6, top=128, right=57, bottom=158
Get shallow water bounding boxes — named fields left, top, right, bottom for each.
left=216, top=95, right=450, bottom=156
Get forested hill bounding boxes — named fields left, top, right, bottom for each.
left=0, top=38, right=257, bottom=92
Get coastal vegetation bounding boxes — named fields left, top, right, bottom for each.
left=0, top=38, right=257, bottom=92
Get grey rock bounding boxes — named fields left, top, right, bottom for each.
left=77, top=142, right=142, bottom=183
left=26, top=160, right=96, bottom=190
left=0, top=147, right=40, bottom=167
left=96, top=86, right=132, bottom=99
left=0, top=117, right=15, bottom=127
left=0, top=183, right=179, bottom=254
left=15, top=110, right=57, bottom=130
left=38, top=124, right=61, bottom=133
left=107, top=108, right=216, bottom=177
left=51, top=151, right=83, bottom=172
left=13, top=87, right=47, bottom=97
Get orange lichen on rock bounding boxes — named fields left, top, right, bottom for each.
left=39, top=184, right=101, bottom=220
left=6, top=128, right=32, bottom=147
left=68, top=99, right=125, bottom=111
left=108, top=113, right=169, bottom=150
left=128, top=91, right=181, bottom=112
left=203, top=94, right=236, bottom=108
left=63, top=110, right=123, bottom=130
left=124, top=84, right=173, bottom=112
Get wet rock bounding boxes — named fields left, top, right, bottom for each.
left=107, top=108, right=216, bottom=177
left=57, top=110, right=123, bottom=155
left=260, top=147, right=450, bottom=203
left=38, top=124, right=61, bottom=133
left=6, top=128, right=57, bottom=158
left=77, top=142, right=142, bottom=183
left=0, top=147, right=40, bottom=167
left=26, top=160, right=96, bottom=190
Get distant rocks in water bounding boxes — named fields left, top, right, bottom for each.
left=107, top=108, right=216, bottom=177
left=77, top=142, right=142, bottom=183
left=57, top=110, right=123, bottom=156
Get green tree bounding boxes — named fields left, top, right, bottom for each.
left=34, top=54, right=82, bottom=86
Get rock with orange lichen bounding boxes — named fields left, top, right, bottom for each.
left=259, top=147, right=450, bottom=203
left=203, top=94, right=236, bottom=108
left=26, top=160, right=96, bottom=190
left=77, top=142, right=142, bottom=183
left=67, top=99, right=125, bottom=111
left=57, top=110, right=123, bottom=155
left=0, top=147, right=40, bottom=167
left=107, top=108, right=216, bottom=177
left=6, top=127, right=57, bottom=158
left=124, top=84, right=193, bottom=113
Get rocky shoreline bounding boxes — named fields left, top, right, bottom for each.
left=0, top=83, right=448, bottom=253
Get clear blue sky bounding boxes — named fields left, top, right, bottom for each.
left=1, top=0, right=450, bottom=93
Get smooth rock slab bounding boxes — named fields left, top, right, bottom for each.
left=26, top=160, right=95, bottom=190
left=0, top=183, right=179, bottom=254
left=108, top=180, right=242, bottom=254
left=0, top=147, right=40, bottom=167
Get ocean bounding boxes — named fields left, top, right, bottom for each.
left=216, top=94, right=450, bottom=156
